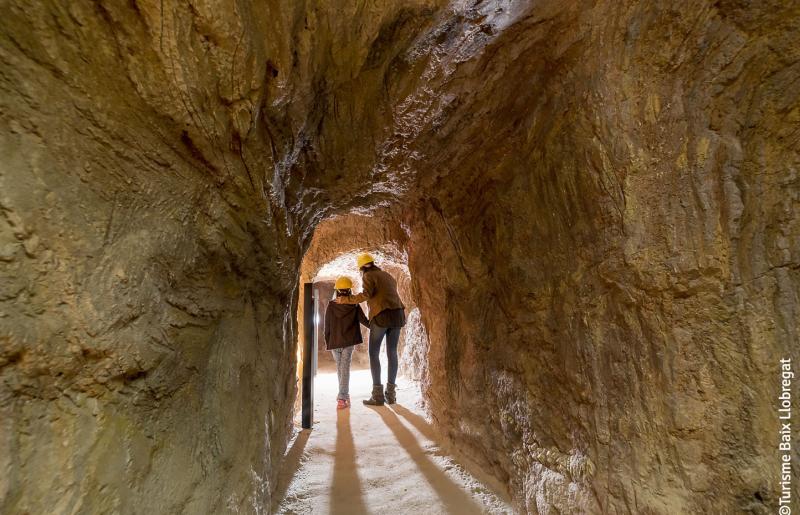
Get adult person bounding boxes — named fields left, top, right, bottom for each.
left=324, top=276, right=370, bottom=409
left=335, top=253, right=405, bottom=406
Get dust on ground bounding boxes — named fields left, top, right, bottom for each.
left=273, top=364, right=513, bottom=515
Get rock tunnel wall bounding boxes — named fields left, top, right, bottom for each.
left=1, top=0, right=798, bottom=513
left=397, top=2, right=800, bottom=513
left=0, top=1, right=305, bottom=512
left=0, top=1, right=447, bottom=510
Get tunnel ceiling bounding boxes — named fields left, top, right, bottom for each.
left=299, top=213, right=410, bottom=287
left=2, top=0, right=799, bottom=513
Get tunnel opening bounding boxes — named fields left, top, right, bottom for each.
left=275, top=212, right=517, bottom=513
left=292, top=212, right=430, bottom=426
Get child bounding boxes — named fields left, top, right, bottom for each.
left=324, top=276, right=369, bottom=409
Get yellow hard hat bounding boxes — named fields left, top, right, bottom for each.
left=334, top=276, right=353, bottom=290
left=357, top=253, right=375, bottom=269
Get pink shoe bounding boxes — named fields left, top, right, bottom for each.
left=337, top=399, right=347, bottom=410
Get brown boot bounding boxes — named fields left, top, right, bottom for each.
left=385, top=383, right=397, bottom=404
left=363, top=384, right=385, bottom=406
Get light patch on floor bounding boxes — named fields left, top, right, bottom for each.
left=274, top=367, right=512, bottom=514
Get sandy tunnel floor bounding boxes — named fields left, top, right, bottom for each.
left=274, top=361, right=512, bottom=515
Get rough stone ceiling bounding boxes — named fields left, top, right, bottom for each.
left=313, top=249, right=408, bottom=285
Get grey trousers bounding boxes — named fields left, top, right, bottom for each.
left=330, top=346, right=354, bottom=400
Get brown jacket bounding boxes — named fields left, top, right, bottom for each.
left=339, top=267, right=405, bottom=325
left=324, top=301, right=369, bottom=350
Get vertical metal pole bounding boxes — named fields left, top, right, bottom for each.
left=313, top=285, right=319, bottom=378
left=301, top=283, right=314, bottom=429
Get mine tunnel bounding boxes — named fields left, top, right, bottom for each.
left=1, top=1, right=798, bottom=514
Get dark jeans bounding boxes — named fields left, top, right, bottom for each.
left=368, top=321, right=400, bottom=386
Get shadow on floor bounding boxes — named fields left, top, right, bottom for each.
left=271, top=429, right=310, bottom=512
left=330, top=408, right=369, bottom=515
left=389, top=404, right=438, bottom=442
left=368, top=405, right=485, bottom=515
left=392, top=403, right=512, bottom=507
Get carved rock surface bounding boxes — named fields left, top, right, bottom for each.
left=1, top=0, right=798, bottom=513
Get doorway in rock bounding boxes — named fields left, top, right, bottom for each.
left=293, top=213, right=431, bottom=426
left=278, top=213, right=513, bottom=514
